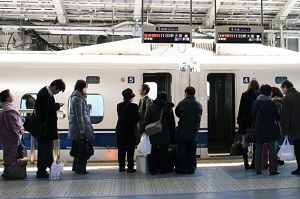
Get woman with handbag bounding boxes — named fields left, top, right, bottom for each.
left=143, top=91, right=176, bottom=175
left=68, top=80, right=94, bottom=174
left=237, top=79, right=260, bottom=170
left=0, top=89, right=26, bottom=179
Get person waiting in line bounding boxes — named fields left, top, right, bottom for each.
left=68, top=80, right=94, bottom=174
left=281, top=80, right=300, bottom=175
left=0, top=89, right=25, bottom=179
left=138, top=84, right=152, bottom=137
left=253, top=84, right=280, bottom=175
left=237, top=79, right=260, bottom=170
left=271, top=87, right=284, bottom=166
left=35, top=79, right=65, bottom=178
left=143, top=91, right=176, bottom=175
left=115, top=88, right=140, bottom=173
left=175, top=86, right=202, bottom=174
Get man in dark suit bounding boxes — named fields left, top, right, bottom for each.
left=35, top=79, right=65, bottom=178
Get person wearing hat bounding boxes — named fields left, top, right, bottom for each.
left=143, top=91, right=176, bottom=175
left=115, top=88, right=141, bottom=173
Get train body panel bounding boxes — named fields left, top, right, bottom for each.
left=1, top=53, right=300, bottom=160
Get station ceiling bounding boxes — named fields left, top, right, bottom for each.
left=0, top=0, right=300, bottom=35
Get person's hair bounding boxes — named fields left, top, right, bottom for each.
left=271, top=87, right=283, bottom=98
left=281, top=80, right=293, bottom=89
left=259, top=84, right=272, bottom=96
left=156, top=91, right=168, bottom=101
left=74, top=80, right=87, bottom=96
left=141, top=84, right=150, bottom=95
left=50, top=79, right=66, bottom=92
left=246, top=79, right=260, bottom=93
left=25, top=96, right=36, bottom=108
left=184, top=86, right=196, bottom=96
left=0, top=89, right=10, bottom=103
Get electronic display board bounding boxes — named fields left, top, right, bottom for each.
left=143, top=32, right=191, bottom=43
left=217, top=33, right=262, bottom=43
left=142, top=25, right=192, bottom=44
left=215, top=26, right=264, bottom=44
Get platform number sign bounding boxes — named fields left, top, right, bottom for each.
left=128, top=76, right=135, bottom=84
left=243, top=77, right=250, bottom=84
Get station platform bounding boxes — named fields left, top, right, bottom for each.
left=0, top=158, right=299, bottom=199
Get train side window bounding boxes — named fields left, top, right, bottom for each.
left=20, top=93, right=37, bottom=118
left=144, top=82, right=157, bottom=100
left=275, top=76, right=287, bottom=84
left=86, top=76, right=100, bottom=84
left=207, top=82, right=210, bottom=101
left=68, top=94, right=104, bottom=124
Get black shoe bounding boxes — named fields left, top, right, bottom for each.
left=36, top=173, right=49, bottom=178
left=127, top=168, right=136, bottom=173
left=77, top=171, right=89, bottom=175
left=270, top=171, right=280, bottom=176
left=175, top=170, right=188, bottom=175
left=119, top=167, right=126, bottom=172
left=291, top=169, right=300, bottom=175
left=150, top=171, right=157, bottom=175
left=256, top=172, right=262, bottom=175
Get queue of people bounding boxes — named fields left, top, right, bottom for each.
left=237, top=79, right=300, bottom=176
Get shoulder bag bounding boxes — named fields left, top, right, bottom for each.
left=17, top=135, right=27, bottom=159
left=145, top=108, right=164, bottom=136
left=23, top=110, right=48, bottom=138
left=70, top=135, right=94, bottom=159
left=230, top=130, right=243, bottom=156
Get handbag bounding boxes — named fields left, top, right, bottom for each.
left=70, top=135, right=94, bottom=159
left=2, top=160, right=27, bottom=179
left=23, top=110, right=47, bottom=138
left=145, top=108, right=164, bottom=136
left=245, top=123, right=256, bottom=143
left=230, top=130, right=243, bottom=156
left=17, top=135, right=27, bottom=159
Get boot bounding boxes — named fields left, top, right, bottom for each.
left=242, top=148, right=250, bottom=170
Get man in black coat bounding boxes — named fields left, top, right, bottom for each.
left=175, top=86, right=202, bottom=174
left=115, top=88, right=140, bottom=173
left=35, top=79, right=65, bottom=178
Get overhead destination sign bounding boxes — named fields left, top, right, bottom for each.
left=142, top=25, right=192, bottom=44
left=216, top=26, right=264, bottom=44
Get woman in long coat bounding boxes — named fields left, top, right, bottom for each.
left=68, top=80, right=94, bottom=174
left=253, top=84, right=280, bottom=175
left=237, top=79, right=259, bottom=169
left=144, top=91, right=176, bottom=175
left=0, top=89, right=25, bottom=177
left=115, top=88, right=140, bottom=173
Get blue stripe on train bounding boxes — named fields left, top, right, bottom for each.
left=0, top=128, right=209, bottom=149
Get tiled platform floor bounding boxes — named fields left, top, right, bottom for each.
left=0, top=158, right=299, bottom=199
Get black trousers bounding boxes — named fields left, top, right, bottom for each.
left=148, top=144, right=168, bottom=173
left=117, top=143, right=135, bottom=169
left=72, top=157, right=87, bottom=173
left=176, top=139, right=197, bottom=173
left=293, top=139, right=300, bottom=169
left=37, top=137, right=53, bottom=174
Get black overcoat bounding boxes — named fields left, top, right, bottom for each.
left=143, top=100, right=176, bottom=145
left=35, top=87, right=61, bottom=140
left=115, top=101, right=141, bottom=144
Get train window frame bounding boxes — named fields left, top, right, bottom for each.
left=144, top=82, right=158, bottom=100
left=68, top=93, right=104, bottom=124
left=86, top=76, right=100, bottom=84
left=275, top=76, right=287, bottom=84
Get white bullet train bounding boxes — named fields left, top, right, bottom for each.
left=0, top=42, right=300, bottom=161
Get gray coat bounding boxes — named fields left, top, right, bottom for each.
left=68, top=90, right=94, bottom=139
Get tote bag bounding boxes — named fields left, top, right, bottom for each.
left=23, top=111, right=47, bottom=138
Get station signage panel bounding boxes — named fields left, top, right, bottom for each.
left=216, top=26, right=264, bottom=44
left=142, top=25, right=192, bottom=44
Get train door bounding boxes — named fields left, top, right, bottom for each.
left=143, top=73, right=172, bottom=101
left=207, top=73, right=235, bottom=154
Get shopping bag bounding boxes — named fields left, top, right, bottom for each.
left=278, top=137, right=295, bottom=161
left=137, top=134, right=152, bottom=155
left=49, top=161, right=64, bottom=180
left=2, top=160, right=27, bottom=179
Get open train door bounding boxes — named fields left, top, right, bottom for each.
left=142, top=73, right=172, bottom=102
left=207, top=73, right=235, bottom=155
